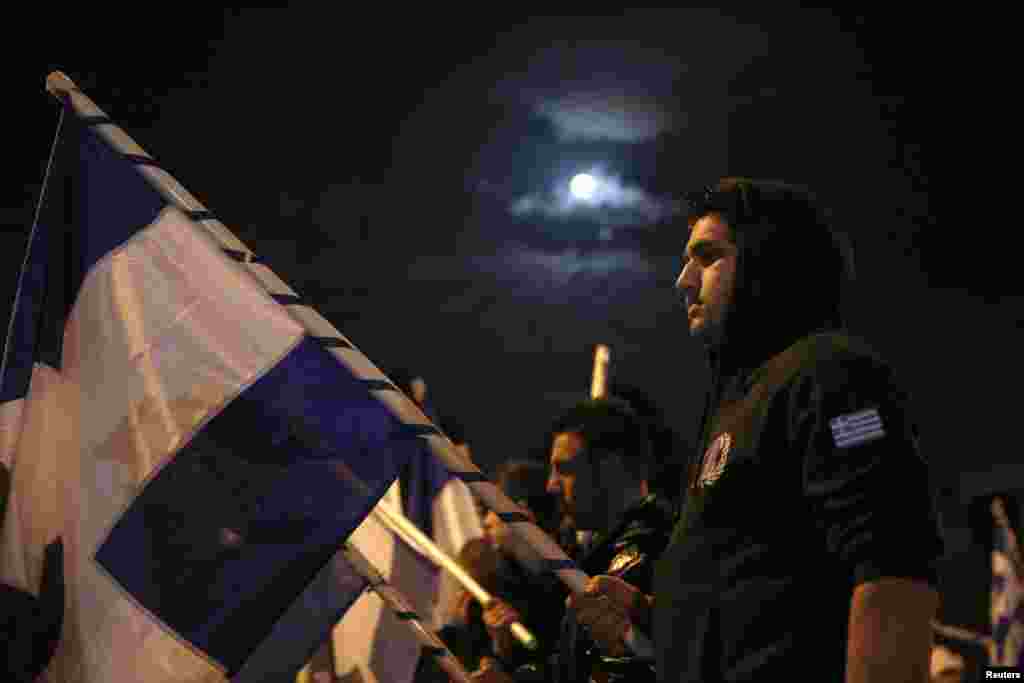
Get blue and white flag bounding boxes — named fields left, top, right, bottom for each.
left=1, top=97, right=427, bottom=682
left=991, top=497, right=1024, bottom=668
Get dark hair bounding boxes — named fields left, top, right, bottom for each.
left=687, top=176, right=856, bottom=304
left=700, top=178, right=850, bottom=258
left=608, top=382, right=683, bottom=501
left=457, top=537, right=503, bottom=594
left=495, top=459, right=559, bottom=535
left=550, top=397, right=654, bottom=480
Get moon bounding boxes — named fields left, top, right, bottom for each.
left=570, top=173, right=598, bottom=200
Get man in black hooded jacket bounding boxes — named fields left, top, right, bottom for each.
left=569, top=178, right=944, bottom=682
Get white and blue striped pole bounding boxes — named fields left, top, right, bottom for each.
left=44, top=70, right=654, bottom=661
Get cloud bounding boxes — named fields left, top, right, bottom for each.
left=509, top=171, right=681, bottom=231
left=535, top=91, right=678, bottom=143
left=480, top=245, right=654, bottom=287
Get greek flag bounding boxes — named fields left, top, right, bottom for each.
left=1, top=94, right=428, bottom=681
left=991, top=497, right=1024, bottom=668
left=829, top=408, right=886, bottom=449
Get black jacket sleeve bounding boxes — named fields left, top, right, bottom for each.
left=792, top=353, right=944, bottom=586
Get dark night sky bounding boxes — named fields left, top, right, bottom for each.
left=5, top=9, right=1021, bottom=628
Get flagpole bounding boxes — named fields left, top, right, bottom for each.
left=372, top=500, right=538, bottom=651
left=572, top=343, right=610, bottom=556
left=341, top=541, right=472, bottom=683
left=931, top=620, right=996, bottom=664
left=44, top=70, right=654, bottom=660
left=993, top=497, right=1024, bottom=572
left=591, top=344, right=610, bottom=400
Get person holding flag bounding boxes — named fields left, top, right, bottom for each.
left=571, top=178, right=945, bottom=681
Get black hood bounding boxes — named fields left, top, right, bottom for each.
left=687, top=178, right=855, bottom=440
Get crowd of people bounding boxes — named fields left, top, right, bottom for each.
left=3, top=178, right=1013, bottom=681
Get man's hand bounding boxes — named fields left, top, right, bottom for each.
left=846, top=577, right=939, bottom=683
left=481, top=600, right=522, bottom=658
left=567, top=575, right=652, bottom=657
left=470, top=656, right=515, bottom=683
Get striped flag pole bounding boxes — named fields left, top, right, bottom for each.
left=44, top=70, right=654, bottom=661
left=340, top=541, right=472, bottom=683
left=931, top=620, right=996, bottom=663
left=992, top=498, right=1023, bottom=574
left=991, top=496, right=1024, bottom=667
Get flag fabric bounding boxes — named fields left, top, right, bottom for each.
left=991, top=497, right=1024, bottom=668
left=1, top=99, right=428, bottom=681
left=332, top=443, right=484, bottom=683
left=397, top=414, right=484, bottom=633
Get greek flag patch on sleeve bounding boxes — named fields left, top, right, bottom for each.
left=830, top=408, right=886, bottom=448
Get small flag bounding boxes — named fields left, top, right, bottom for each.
left=829, top=408, right=886, bottom=449
left=991, top=497, right=1024, bottom=668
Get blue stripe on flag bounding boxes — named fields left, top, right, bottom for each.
left=95, top=336, right=417, bottom=675
left=79, top=115, right=113, bottom=126
left=312, top=336, right=354, bottom=350
left=72, top=108, right=165, bottom=293
left=232, top=550, right=368, bottom=682
left=1, top=216, right=52, bottom=402
left=186, top=210, right=215, bottom=222
left=271, top=294, right=303, bottom=306
left=455, top=471, right=489, bottom=484
left=222, top=248, right=261, bottom=263
left=1, top=105, right=166, bottom=385
left=0, top=104, right=158, bottom=400
left=397, top=423, right=443, bottom=440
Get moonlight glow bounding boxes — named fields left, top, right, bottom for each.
left=570, top=173, right=598, bottom=200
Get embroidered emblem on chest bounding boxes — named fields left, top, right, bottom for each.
left=699, top=432, right=733, bottom=488
left=608, top=547, right=644, bottom=575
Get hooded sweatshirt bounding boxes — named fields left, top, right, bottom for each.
left=653, top=178, right=943, bottom=682
left=691, top=178, right=851, bottom=474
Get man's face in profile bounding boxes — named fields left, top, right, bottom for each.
left=675, top=213, right=738, bottom=344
